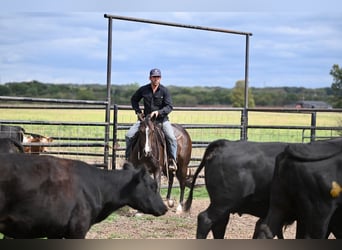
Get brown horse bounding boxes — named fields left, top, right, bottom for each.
left=128, top=114, right=192, bottom=213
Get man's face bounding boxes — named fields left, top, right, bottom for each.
left=150, top=76, right=161, bottom=87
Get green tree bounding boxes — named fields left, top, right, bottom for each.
left=0, top=85, right=10, bottom=95
left=173, top=94, right=198, bottom=106
left=76, top=88, right=96, bottom=100
left=330, top=64, right=342, bottom=108
left=231, top=80, right=255, bottom=107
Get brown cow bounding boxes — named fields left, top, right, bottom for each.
left=23, top=133, right=53, bottom=154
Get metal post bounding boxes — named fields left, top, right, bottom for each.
left=112, top=104, right=118, bottom=169
left=240, top=109, right=248, bottom=141
left=104, top=16, right=113, bottom=169
left=241, top=34, right=251, bottom=141
left=310, top=112, right=317, bottom=142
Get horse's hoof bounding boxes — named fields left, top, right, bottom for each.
left=167, top=199, right=175, bottom=208
left=175, top=204, right=183, bottom=214
left=134, top=211, right=144, bottom=217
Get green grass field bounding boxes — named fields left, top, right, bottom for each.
left=1, top=107, right=341, bottom=168
left=2, top=108, right=340, bottom=125
left=1, top=108, right=341, bottom=154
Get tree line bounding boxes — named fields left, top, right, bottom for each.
left=0, top=80, right=337, bottom=108
left=0, top=64, right=341, bottom=108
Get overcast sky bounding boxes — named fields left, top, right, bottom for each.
left=1, top=1, right=341, bottom=88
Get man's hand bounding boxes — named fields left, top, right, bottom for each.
left=151, top=111, right=159, bottom=119
left=137, top=113, right=145, bottom=121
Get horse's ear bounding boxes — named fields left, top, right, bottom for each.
left=149, top=114, right=156, bottom=122
left=123, top=162, right=135, bottom=170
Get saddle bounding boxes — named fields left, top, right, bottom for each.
left=154, top=123, right=170, bottom=163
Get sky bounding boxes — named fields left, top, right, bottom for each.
left=1, top=1, right=341, bottom=89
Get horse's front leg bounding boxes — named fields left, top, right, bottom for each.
left=177, top=174, right=186, bottom=214
left=165, top=171, right=175, bottom=208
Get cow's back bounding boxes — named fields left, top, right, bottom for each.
left=0, top=154, right=76, bottom=185
left=0, top=154, right=98, bottom=206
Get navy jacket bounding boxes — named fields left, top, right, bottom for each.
left=131, top=83, right=173, bottom=123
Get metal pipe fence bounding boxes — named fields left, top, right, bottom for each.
left=0, top=96, right=111, bottom=168
left=1, top=96, right=342, bottom=170
left=112, top=105, right=342, bottom=169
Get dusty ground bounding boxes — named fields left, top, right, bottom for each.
left=86, top=199, right=300, bottom=239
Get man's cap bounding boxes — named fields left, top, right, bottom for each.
left=150, top=68, right=161, bottom=77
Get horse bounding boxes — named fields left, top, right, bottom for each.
left=128, top=114, right=192, bottom=213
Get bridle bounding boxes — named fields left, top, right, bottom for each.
left=137, top=116, right=163, bottom=163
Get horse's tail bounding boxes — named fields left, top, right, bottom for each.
left=184, top=140, right=227, bottom=212
left=183, top=156, right=206, bottom=212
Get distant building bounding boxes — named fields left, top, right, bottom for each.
left=295, top=101, right=332, bottom=109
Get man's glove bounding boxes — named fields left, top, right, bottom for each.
left=137, top=113, right=145, bottom=121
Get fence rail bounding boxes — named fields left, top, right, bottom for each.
left=1, top=96, right=342, bottom=170
left=112, top=104, right=342, bottom=169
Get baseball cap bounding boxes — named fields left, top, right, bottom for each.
left=150, top=68, right=161, bottom=77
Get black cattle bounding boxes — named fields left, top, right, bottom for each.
left=255, top=138, right=342, bottom=239
left=0, top=154, right=167, bottom=238
left=0, top=125, right=25, bottom=142
left=184, top=139, right=291, bottom=239
left=0, top=138, right=24, bottom=153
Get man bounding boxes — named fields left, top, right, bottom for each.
left=125, top=68, right=178, bottom=171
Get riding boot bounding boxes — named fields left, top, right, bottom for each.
left=125, top=136, right=132, bottom=160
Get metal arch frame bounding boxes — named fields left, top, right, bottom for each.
left=104, top=14, right=253, bottom=145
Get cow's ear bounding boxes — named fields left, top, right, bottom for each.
left=132, top=165, right=147, bottom=183
left=122, top=162, right=134, bottom=171
left=137, top=165, right=147, bottom=175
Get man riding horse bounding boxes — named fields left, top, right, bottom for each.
left=125, top=68, right=178, bottom=172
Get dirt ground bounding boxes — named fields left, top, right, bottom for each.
left=86, top=199, right=300, bottom=239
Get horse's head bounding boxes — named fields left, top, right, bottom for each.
left=138, top=114, right=157, bottom=158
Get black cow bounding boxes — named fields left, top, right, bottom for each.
left=255, top=138, right=342, bottom=239
left=0, top=138, right=24, bottom=153
left=0, top=154, right=167, bottom=238
left=0, top=125, right=25, bottom=142
left=184, top=139, right=291, bottom=239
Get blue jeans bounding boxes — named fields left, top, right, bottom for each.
left=125, top=120, right=178, bottom=160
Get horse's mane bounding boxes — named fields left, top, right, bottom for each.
left=144, top=115, right=165, bottom=144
